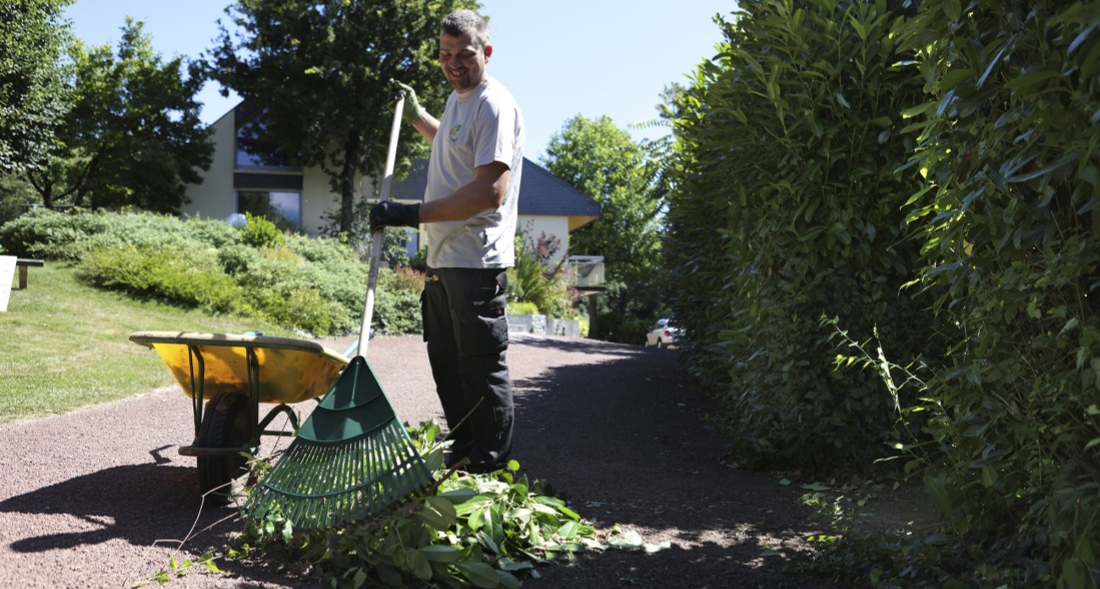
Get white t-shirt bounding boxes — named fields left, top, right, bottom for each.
left=425, top=77, right=525, bottom=269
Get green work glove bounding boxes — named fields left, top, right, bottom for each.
left=389, top=79, right=425, bottom=125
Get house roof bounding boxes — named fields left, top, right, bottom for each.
left=390, top=158, right=601, bottom=218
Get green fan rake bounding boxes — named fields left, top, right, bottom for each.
left=243, top=91, right=432, bottom=530
left=243, top=355, right=433, bottom=529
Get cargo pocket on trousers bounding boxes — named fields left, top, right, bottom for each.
left=460, top=274, right=508, bottom=356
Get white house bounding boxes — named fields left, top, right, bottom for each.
left=183, top=104, right=601, bottom=270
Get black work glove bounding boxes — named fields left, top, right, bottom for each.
left=369, top=201, right=420, bottom=231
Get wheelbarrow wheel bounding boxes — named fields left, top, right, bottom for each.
left=197, top=391, right=253, bottom=504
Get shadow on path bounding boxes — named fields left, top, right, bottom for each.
left=510, top=341, right=840, bottom=588
left=0, top=445, right=304, bottom=587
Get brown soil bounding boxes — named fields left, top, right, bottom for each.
left=0, top=334, right=931, bottom=588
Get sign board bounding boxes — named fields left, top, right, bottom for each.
left=0, top=256, right=16, bottom=312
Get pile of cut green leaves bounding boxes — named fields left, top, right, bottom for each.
left=231, top=421, right=652, bottom=588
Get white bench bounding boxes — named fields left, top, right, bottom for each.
left=1, top=257, right=45, bottom=312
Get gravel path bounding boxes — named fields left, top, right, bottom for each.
left=0, top=334, right=839, bottom=589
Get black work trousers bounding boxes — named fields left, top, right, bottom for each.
left=422, top=267, right=513, bottom=471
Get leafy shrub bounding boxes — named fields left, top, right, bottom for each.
left=0, top=207, right=106, bottom=259
left=5, top=209, right=426, bottom=337
left=182, top=216, right=244, bottom=249
left=83, top=244, right=250, bottom=315
left=0, top=174, right=39, bottom=229
left=507, top=301, right=538, bottom=315
left=241, top=212, right=285, bottom=248
left=373, top=267, right=423, bottom=335
left=217, top=244, right=261, bottom=275
left=285, top=232, right=359, bottom=265
left=410, top=244, right=428, bottom=269
left=506, top=235, right=571, bottom=319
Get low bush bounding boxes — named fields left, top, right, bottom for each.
left=507, top=235, right=571, bottom=319
left=82, top=244, right=252, bottom=316
left=1, top=209, right=423, bottom=337
left=507, top=301, right=538, bottom=315
left=241, top=212, right=285, bottom=248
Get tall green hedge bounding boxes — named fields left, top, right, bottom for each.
left=671, top=0, right=1100, bottom=584
left=668, top=0, right=939, bottom=472
left=898, top=0, right=1100, bottom=584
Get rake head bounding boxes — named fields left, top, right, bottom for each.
left=243, top=356, right=433, bottom=530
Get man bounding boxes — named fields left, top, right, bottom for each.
left=370, top=9, right=524, bottom=474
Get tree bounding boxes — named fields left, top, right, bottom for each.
left=26, top=18, right=213, bottom=212
left=542, top=114, right=666, bottom=341
left=203, top=0, right=479, bottom=236
left=0, top=0, right=72, bottom=174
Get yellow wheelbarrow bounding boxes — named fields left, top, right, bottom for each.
left=129, top=331, right=351, bottom=502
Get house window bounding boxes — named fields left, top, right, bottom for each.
left=237, top=190, right=302, bottom=232
left=405, top=228, right=419, bottom=260
left=235, top=109, right=300, bottom=169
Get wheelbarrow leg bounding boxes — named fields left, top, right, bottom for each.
left=188, top=344, right=206, bottom=439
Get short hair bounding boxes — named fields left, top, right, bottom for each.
left=441, top=10, right=489, bottom=48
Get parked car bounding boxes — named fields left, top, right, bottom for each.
left=645, top=319, right=682, bottom=348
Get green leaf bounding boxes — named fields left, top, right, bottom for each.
left=351, top=568, right=367, bottom=589
left=1006, top=69, right=1060, bottom=91
left=407, top=549, right=433, bottom=581
left=980, top=466, right=998, bottom=487
left=419, top=496, right=458, bottom=530
left=644, top=540, right=672, bottom=553
left=439, top=488, right=479, bottom=505
left=376, top=564, right=404, bottom=588
left=504, top=508, right=533, bottom=524
left=1069, top=23, right=1097, bottom=54
left=939, top=68, right=973, bottom=90
left=555, top=503, right=580, bottom=521
left=199, top=552, right=222, bottom=574
left=608, top=530, right=645, bottom=549
left=456, top=562, right=501, bottom=588
left=496, top=570, right=522, bottom=589
left=942, top=0, right=961, bottom=22
left=496, top=557, right=535, bottom=572
left=419, top=545, right=462, bottom=563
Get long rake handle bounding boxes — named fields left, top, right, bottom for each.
left=358, top=92, right=405, bottom=358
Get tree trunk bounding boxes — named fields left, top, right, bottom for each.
left=26, top=170, right=54, bottom=209
left=339, top=133, right=362, bottom=235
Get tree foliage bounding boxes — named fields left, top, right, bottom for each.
left=542, top=114, right=665, bottom=342
left=25, top=18, right=213, bottom=212
left=203, top=0, right=479, bottom=235
left=0, top=0, right=72, bottom=173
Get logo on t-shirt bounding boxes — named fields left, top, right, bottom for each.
left=448, top=123, right=462, bottom=143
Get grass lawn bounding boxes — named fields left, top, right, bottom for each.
left=0, top=262, right=295, bottom=423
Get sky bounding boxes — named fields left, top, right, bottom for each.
left=62, top=1, right=736, bottom=161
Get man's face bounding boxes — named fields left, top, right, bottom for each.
left=439, top=31, right=491, bottom=92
